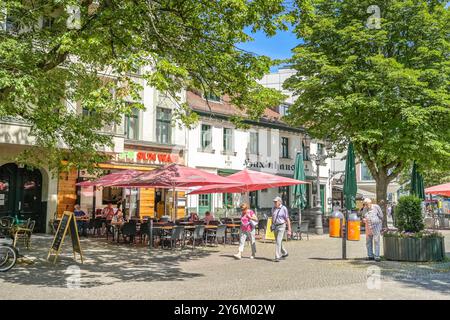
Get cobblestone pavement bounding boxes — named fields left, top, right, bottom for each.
left=1, top=230, right=449, bottom=300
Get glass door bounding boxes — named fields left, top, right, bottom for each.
left=0, top=164, right=43, bottom=231
left=198, top=194, right=211, bottom=216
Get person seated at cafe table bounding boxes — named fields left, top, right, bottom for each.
left=74, top=204, right=88, bottom=237
left=188, top=212, right=199, bottom=222
left=204, top=211, right=215, bottom=225
left=110, top=209, right=125, bottom=241
left=101, top=203, right=115, bottom=221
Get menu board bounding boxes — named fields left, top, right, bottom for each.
left=264, top=218, right=275, bottom=241
left=47, top=211, right=83, bottom=264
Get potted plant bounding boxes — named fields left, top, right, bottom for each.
left=383, top=195, right=446, bottom=262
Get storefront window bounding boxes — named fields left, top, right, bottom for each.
left=0, top=177, right=10, bottom=214
left=249, top=191, right=258, bottom=209
left=102, top=186, right=123, bottom=205
left=223, top=193, right=233, bottom=209
left=279, top=186, right=290, bottom=208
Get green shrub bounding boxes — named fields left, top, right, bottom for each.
left=395, top=195, right=424, bottom=233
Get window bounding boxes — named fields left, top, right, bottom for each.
left=201, top=124, right=212, bottom=151
left=204, top=91, right=221, bottom=102
left=279, top=104, right=290, bottom=116
left=302, top=141, right=311, bottom=161
left=156, top=107, right=172, bottom=144
left=125, top=108, right=139, bottom=140
left=361, top=162, right=374, bottom=181
left=267, top=130, right=271, bottom=156
left=249, top=191, right=258, bottom=209
left=281, top=137, right=289, bottom=158
left=317, top=143, right=324, bottom=156
left=279, top=186, right=290, bottom=208
left=223, top=128, right=233, bottom=153
left=223, top=193, right=233, bottom=209
left=102, top=186, right=122, bottom=205
left=249, top=132, right=259, bottom=154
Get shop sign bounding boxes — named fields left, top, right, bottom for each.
left=114, top=151, right=179, bottom=165
left=244, top=159, right=295, bottom=173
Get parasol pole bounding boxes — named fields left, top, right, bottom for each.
left=173, top=185, right=176, bottom=221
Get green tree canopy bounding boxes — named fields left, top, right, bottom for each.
left=0, top=0, right=287, bottom=172
left=285, top=0, right=450, bottom=223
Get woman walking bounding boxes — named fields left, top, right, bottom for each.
left=233, top=203, right=258, bottom=260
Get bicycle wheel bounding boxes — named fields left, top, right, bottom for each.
left=0, top=245, right=17, bottom=272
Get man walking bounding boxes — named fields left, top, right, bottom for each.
left=362, top=198, right=383, bottom=262
left=271, top=196, right=291, bottom=262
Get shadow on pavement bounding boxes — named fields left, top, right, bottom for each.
left=348, top=257, right=450, bottom=295
left=0, top=235, right=214, bottom=289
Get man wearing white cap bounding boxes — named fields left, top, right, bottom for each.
left=362, top=198, right=383, bottom=262
left=271, top=196, right=291, bottom=262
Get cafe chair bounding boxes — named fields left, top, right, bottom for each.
left=190, top=225, right=205, bottom=250
left=207, top=224, right=226, bottom=247
left=161, top=226, right=185, bottom=250
left=138, top=222, right=150, bottom=244
left=121, top=221, right=137, bottom=244
left=13, top=220, right=35, bottom=249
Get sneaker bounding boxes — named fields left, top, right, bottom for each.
left=233, top=253, right=242, bottom=260
left=281, top=253, right=289, bottom=259
left=374, top=257, right=381, bottom=262
left=273, top=258, right=280, bottom=262
left=367, top=256, right=375, bottom=261
left=250, top=255, right=255, bottom=259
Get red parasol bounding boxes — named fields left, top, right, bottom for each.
left=425, top=183, right=450, bottom=197
left=75, top=170, right=142, bottom=187
left=188, top=168, right=309, bottom=195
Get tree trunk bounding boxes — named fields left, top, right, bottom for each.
left=375, top=175, right=389, bottom=228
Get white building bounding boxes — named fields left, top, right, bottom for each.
left=0, top=69, right=190, bottom=232
left=185, top=90, right=332, bottom=218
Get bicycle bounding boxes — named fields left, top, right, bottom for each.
left=0, top=230, right=18, bottom=272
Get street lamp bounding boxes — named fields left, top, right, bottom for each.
left=304, top=135, right=331, bottom=235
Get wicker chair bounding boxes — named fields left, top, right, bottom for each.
left=13, top=220, right=35, bottom=249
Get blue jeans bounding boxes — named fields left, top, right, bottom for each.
left=366, top=234, right=380, bottom=258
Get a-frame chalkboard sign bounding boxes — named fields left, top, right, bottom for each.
left=47, top=211, right=84, bottom=264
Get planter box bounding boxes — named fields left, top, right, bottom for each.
left=383, top=236, right=445, bottom=262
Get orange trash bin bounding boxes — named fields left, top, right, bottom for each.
left=347, top=213, right=360, bottom=241
left=329, top=211, right=344, bottom=238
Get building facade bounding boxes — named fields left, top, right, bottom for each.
left=185, top=90, right=332, bottom=218
left=0, top=71, right=189, bottom=233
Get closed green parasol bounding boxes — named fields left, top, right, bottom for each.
left=293, top=151, right=307, bottom=222
left=410, top=161, right=425, bottom=200
left=343, top=142, right=357, bottom=211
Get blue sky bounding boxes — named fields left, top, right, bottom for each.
left=237, top=26, right=299, bottom=69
